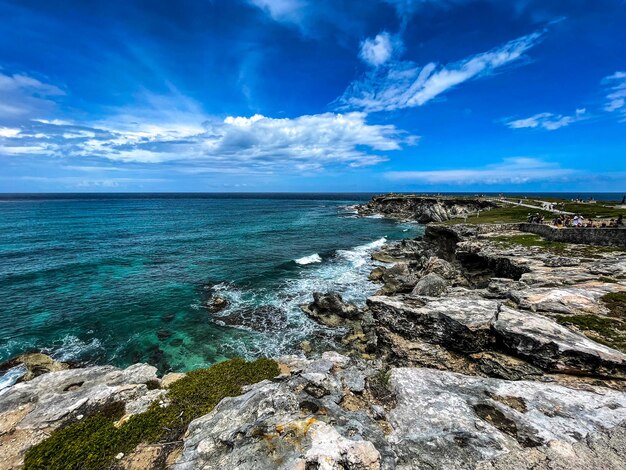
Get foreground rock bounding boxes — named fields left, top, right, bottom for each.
left=389, top=367, right=626, bottom=469
left=172, top=353, right=626, bottom=470
left=0, top=363, right=162, bottom=469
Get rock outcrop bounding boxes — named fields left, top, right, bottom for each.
left=357, top=194, right=498, bottom=223
left=0, top=363, right=161, bottom=469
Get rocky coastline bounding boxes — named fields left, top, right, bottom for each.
left=1, top=195, right=626, bottom=469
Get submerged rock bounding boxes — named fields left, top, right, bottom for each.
left=206, top=296, right=229, bottom=313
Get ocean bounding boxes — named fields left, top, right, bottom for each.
left=1, top=192, right=622, bottom=379
left=0, top=193, right=421, bottom=375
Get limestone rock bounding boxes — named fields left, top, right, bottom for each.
left=494, top=306, right=626, bottom=378
left=368, top=266, right=386, bottom=282
left=420, top=256, right=458, bottom=280
left=161, top=372, right=186, bottom=388
left=380, top=263, right=419, bottom=294
left=388, top=367, right=626, bottom=469
left=0, top=363, right=159, bottom=468
left=368, top=295, right=498, bottom=353
left=301, top=292, right=360, bottom=327
left=0, top=353, right=69, bottom=384
left=411, top=272, right=448, bottom=297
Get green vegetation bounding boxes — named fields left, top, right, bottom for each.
left=556, top=314, right=626, bottom=353
left=445, top=197, right=623, bottom=225
left=561, top=202, right=624, bottom=219
left=602, top=292, right=626, bottom=318
left=490, top=233, right=568, bottom=252
left=24, top=357, right=279, bottom=470
left=445, top=205, right=553, bottom=225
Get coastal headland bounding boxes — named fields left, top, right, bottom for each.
left=1, top=194, right=625, bottom=469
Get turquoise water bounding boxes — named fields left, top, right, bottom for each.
left=0, top=194, right=421, bottom=373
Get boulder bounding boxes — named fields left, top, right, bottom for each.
left=421, top=256, right=458, bottom=280
left=412, top=273, right=448, bottom=297
left=368, top=295, right=498, bottom=353
left=369, top=266, right=386, bottom=282
left=380, top=263, right=419, bottom=294
left=300, top=292, right=360, bottom=327
left=493, top=306, right=626, bottom=378
left=206, top=295, right=229, bottom=313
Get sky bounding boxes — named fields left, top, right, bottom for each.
left=0, top=0, right=625, bottom=192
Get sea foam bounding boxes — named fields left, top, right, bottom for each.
left=294, top=253, right=322, bottom=265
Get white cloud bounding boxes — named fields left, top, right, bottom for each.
left=359, top=32, right=400, bottom=67
left=602, top=71, right=626, bottom=118
left=506, top=108, right=586, bottom=131
left=0, top=109, right=417, bottom=172
left=385, top=157, right=576, bottom=184
left=339, top=31, right=542, bottom=112
left=0, top=72, right=65, bottom=122
left=0, top=127, right=20, bottom=138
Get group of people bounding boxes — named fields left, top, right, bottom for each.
left=527, top=212, right=624, bottom=228
left=550, top=214, right=624, bottom=228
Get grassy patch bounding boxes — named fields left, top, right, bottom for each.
left=23, top=357, right=279, bottom=470
left=490, top=234, right=568, bottom=252
left=556, top=314, right=626, bottom=352
left=443, top=197, right=624, bottom=225
left=602, top=292, right=626, bottom=318
left=445, top=205, right=553, bottom=225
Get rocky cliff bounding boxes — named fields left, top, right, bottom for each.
left=357, top=194, right=499, bottom=223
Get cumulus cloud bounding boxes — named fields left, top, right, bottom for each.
left=385, top=157, right=576, bottom=184
left=359, top=32, right=400, bottom=67
left=603, top=71, right=626, bottom=118
left=506, top=108, right=586, bottom=131
left=339, top=31, right=542, bottom=112
left=0, top=72, right=65, bottom=123
left=0, top=110, right=417, bottom=172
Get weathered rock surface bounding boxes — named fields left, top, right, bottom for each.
left=388, top=367, right=626, bottom=469
left=300, top=292, right=360, bottom=327
left=478, top=423, right=626, bottom=470
left=411, top=272, right=448, bottom=296
left=368, top=295, right=498, bottom=353
left=0, top=363, right=161, bottom=469
left=494, top=306, right=626, bottom=378
left=170, top=354, right=626, bottom=470
left=378, top=263, right=419, bottom=294
left=0, top=353, right=69, bottom=385
left=172, top=352, right=392, bottom=470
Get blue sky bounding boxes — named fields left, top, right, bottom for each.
left=0, top=0, right=625, bottom=192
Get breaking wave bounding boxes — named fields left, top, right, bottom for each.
left=294, top=253, right=322, bottom=265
